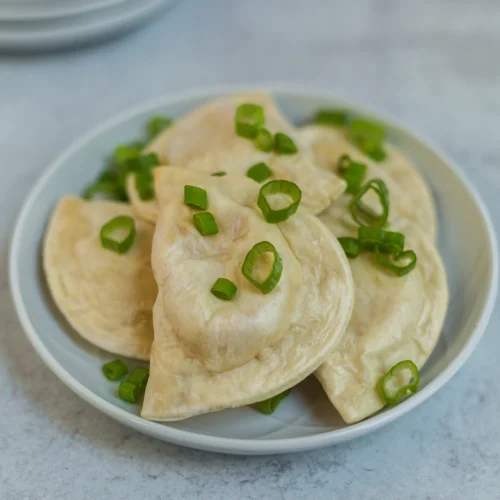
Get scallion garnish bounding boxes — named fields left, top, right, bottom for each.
left=211, top=172, right=227, bottom=177
left=118, top=381, right=140, bottom=403
left=257, top=180, right=302, bottom=223
left=135, top=168, right=155, bottom=201
left=114, top=143, right=143, bottom=165
left=378, top=360, right=419, bottom=405
left=211, top=278, right=237, bottom=301
left=247, top=162, right=272, bottom=183
left=82, top=181, right=124, bottom=201
left=184, top=185, right=208, bottom=210
left=235, top=103, right=265, bottom=139
left=338, top=237, right=360, bottom=258
left=313, top=109, right=348, bottom=127
left=147, top=115, right=173, bottom=139
left=124, top=152, right=160, bottom=171
left=193, top=212, right=219, bottom=236
left=349, top=178, right=389, bottom=228
left=102, top=360, right=128, bottom=381
left=100, top=216, right=136, bottom=254
left=127, top=366, right=150, bottom=393
left=255, top=128, right=274, bottom=152
left=274, top=132, right=298, bottom=154
left=375, top=247, right=417, bottom=276
left=255, top=389, right=291, bottom=414
left=241, top=241, right=283, bottom=294
left=348, top=119, right=386, bottom=163
left=337, top=154, right=368, bottom=195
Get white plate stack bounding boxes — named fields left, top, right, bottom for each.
left=0, top=0, right=180, bottom=52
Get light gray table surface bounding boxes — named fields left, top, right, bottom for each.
left=1, top=1, right=499, bottom=498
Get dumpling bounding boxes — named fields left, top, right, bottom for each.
left=141, top=167, right=355, bottom=420
left=300, top=125, right=437, bottom=240
left=43, top=196, right=157, bottom=360
left=315, top=211, right=448, bottom=423
left=142, top=93, right=346, bottom=216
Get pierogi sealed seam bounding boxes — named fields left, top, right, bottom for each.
left=140, top=167, right=354, bottom=420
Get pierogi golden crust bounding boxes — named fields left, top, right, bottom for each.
left=43, top=196, right=157, bottom=360
left=140, top=167, right=354, bottom=421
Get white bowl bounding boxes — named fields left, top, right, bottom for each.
left=9, top=85, right=498, bottom=455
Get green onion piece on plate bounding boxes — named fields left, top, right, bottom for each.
left=348, top=119, right=386, bottom=163
left=255, top=389, right=291, bottom=414
left=211, top=278, right=237, bottom=301
left=114, top=143, right=143, bottom=165
left=257, top=180, right=302, bottom=223
left=184, top=185, right=208, bottom=210
left=378, top=360, right=420, bottom=405
left=358, top=227, right=405, bottom=254
left=247, top=162, right=272, bottom=183
left=193, top=212, right=219, bottom=236
left=379, top=231, right=405, bottom=254
left=134, top=168, right=155, bottom=201
left=337, top=153, right=352, bottom=171
left=350, top=178, right=390, bottom=228
left=211, top=171, right=227, bottom=177
left=82, top=181, right=124, bottom=201
left=241, top=241, right=283, bottom=294
left=338, top=156, right=367, bottom=195
left=147, top=115, right=173, bottom=139
left=375, top=247, right=417, bottom=276
left=98, top=169, right=119, bottom=183
left=125, top=152, right=160, bottom=171
left=360, top=138, right=387, bottom=162
left=255, top=128, right=274, bottom=152
left=274, top=132, right=298, bottom=154
left=102, top=359, right=128, bottom=381
left=100, top=216, right=136, bottom=254
left=127, top=366, right=150, bottom=393
left=313, top=109, right=348, bottom=127
left=118, top=381, right=140, bottom=403
left=338, top=237, right=360, bottom=258
left=235, top=103, right=265, bottom=139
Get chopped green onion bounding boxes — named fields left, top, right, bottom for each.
left=235, top=103, right=265, bottom=139
left=127, top=366, right=149, bottom=393
left=147, top=115, right=173, bottom=139
left=255, top=128, right=274, bottom=152
left=114, top=143, right=143, bottom=165
left=82, top=181, right=124, bottom=201
left=135, top=168, right=155, bottom=201
left=211, top=278, right=237, bottom=301
left=348, top=119, right=386, bottom=163
left=255, top=389, right=291, bottom=414
left=124, top=152, right=160, bottom=171
left=358, top=227, right=405, bottom=254
left=247, top=162, right=272, bottom=183
left=338, top=155, right=367, bottom=195
left=118, top=381, right=140, bottom=403
left=378, top=360, right=419, bottom=405
left=375, top=247, right=417, bottom=276
left=360, top=138, right=387, bottom=162
left=98, top=169, right=119, bottom=183
left=313, top=109, right=348, bottom=127
left=241, top=241, right=283, bottom=294
left=337, top=154, right=352, bottom=171
left=193, top=212, right=219, bottom=236
left=257, top=180, right=302, bottom=223
left=102, top=360, right=128, bottom=381
left=350, top=178, right=390, bottom=228
left=184, top=185, right=208, bottom=210
left=274, top=132, right=298, bottom=154
left=379, top=231, right=405, bottom=254
left=338, top=237, right=360, bottom=258
left=211, top=171, right=227, bottom=177
left=100, top=216, right=136, bottom=254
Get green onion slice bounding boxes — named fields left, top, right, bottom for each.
left=274, top=132, right=298, bottom=154
left=102, top=360, right=128, bottom=381
left=257, top=180, right=302, bottom=223
left=135, top=168, right=155, bottom=201
left=337, top=154, right=352, bottom=171
left=211, top=171, right=227, bottom=177
left=127, top=366, right=150, bottom=393
left=114, top=143, right=143, bottom=165
left=338, top=156, right=368, bottom=195
left=211, top=278, right=237, bottom=301
left=360, top=138, right=387, bottom=162
left=247, top=162, right=272, bottom=183
left=338, top=237, right=360, bottom=258
left=118, top=381, right=140, bottom=403
left=378, top=360, right=420, bottom=405
left=124, top=152, right=160, bottom=172
left=235, top=103, right=265, bottom=139
left=255, top=128, right=274, bottom=152
left=241, top=241, right=283, bottom=294
left=350, top=178, right=390, bottom=228
left=147, top=115, right=173, bottom=139
left=255, top=389, right=291, bottom=414
left=313, top=109, right=348, bottom=127
left=184, top=185, right=208, bottom=210
left=193, top=212, right=219, bottom=236
left=100, top=216, right=136, bottom=254
left=357, top=227, right=405, bottom=254
left=348, top=119, right=386, bottom=163
left=375, top=247, right=417, bottom=276
left=82, top=181, right=124, bottom=201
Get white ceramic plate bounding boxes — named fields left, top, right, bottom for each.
left=9, top=85, right=498, bottom=455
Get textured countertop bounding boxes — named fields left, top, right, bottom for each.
left=1, top=1, right=500, bottom=498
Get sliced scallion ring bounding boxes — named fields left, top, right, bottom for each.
left=82, top=181, right=124, bottom=201
left=255, top=389, right=291, bottom=414
left=184, top=185, right=208, bottom=210
left=100, top=216, right=136, bottom=254
left=338, top=157, right=367, bottom=195
left=235, top=103, right=265, bottom=139
left=378, top=360, right=419, bottom=405
left=241, top=241, right=283, bottom=294
left=102, top=360, right=128, bottom=381
left=348, top=119, right=386, bottom=163
left=193, top=212, right=219, bottom=236
left=274, top=132, right=298, bottom=154
left=147, top=115, right=173, bottom=139
left=134, top=168, right=155, bottom=201
left=375, top=247, right=417, bottom=277
left=127, top=366, right=150, bottom=393
left=118, top=381, right=140, bottom=403
left=338, top=237, right=360, bottom=258
left=211, top=278, right=237, bottom=301
left=358, top=227, right=405, bottom=254
left=255, top=128, right=274, bottom=152
left=350, top=178, right=389, bottom=228
left=247, top=162, right=272, bottom=183
left=313, top=109, right=348, bottom=127
left=257, top=180, right=302, bottom=223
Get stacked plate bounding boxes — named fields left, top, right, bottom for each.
left=0, top=0, right=180, bottom=52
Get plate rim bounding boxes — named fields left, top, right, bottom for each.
left=9, top=83, right=499, bottom=455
